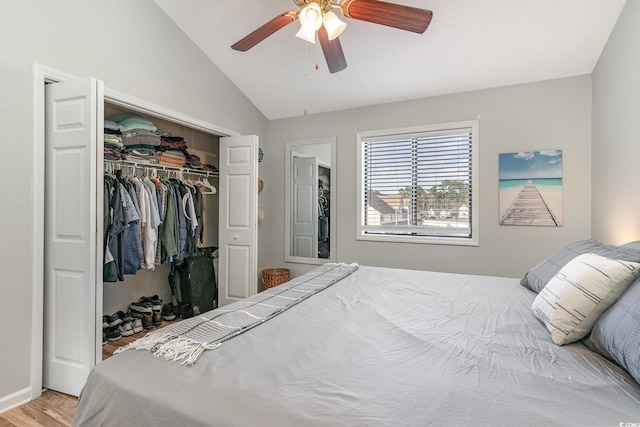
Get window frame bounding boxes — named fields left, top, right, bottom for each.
left=356, top=120, right=479, bottom=246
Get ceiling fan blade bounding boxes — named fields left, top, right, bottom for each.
left=318, top=26, right=347, bottom=74
left=231, top=11, right=297, bottom=52
left=342, top=0, right=433, bottom=34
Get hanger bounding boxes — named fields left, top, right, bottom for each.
left=196, top=176, right=217, bottom=195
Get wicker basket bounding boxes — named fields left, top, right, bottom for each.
left=262, top=268, right=290, bottom=289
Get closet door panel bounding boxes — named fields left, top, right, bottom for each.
left=291, top=156, right=318, bottom=259
left=227, top=245, right=251, bottom=299
left=44, top=78, right=103, bottom=397
left=227, top=175, right=251, bottom=228
left=219, top=135, right=258, bottom=306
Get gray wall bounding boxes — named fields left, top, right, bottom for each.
left=0, top=0, right=267, bottom=409
left=266, top=76, right=593, bottom=279
left=592, top=0, right=640, bottom=244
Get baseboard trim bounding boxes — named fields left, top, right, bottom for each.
left=0, top=387, right=32, bottom=415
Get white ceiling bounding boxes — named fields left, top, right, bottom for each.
left=153, top=0, right=626, bottom=120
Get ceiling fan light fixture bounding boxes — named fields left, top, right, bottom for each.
left=298, top=2, right=323, bottom=32
left=295, top=25, right=317, bottom=43
left=322, top=11, right=346, bottom=40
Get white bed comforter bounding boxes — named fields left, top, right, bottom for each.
left=74, top=266, right=640, bottom=426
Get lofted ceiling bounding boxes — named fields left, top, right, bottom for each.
left=153, top=0, right=626, bottom=120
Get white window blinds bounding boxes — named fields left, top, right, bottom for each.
left=361, top=125, right=473, bottom=239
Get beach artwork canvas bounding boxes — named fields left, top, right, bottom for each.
left=499, top=150, right=562, bottom=226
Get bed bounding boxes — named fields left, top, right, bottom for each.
left=75, top=248, right=640, bottom=426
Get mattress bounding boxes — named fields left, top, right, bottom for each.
left=74, top=266, right=640, bottom=426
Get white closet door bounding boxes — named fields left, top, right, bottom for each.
left=291, top=155, right=318, bottom=258
left=44, top=78, right=103, bottom=396
left=218, top=135, right=258, bottom=307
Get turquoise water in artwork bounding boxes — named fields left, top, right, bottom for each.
left=499, top=178, right=562, bottom=191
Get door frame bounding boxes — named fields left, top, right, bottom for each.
left=31, top=63, right=240, bottom=399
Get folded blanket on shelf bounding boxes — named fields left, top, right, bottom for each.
left=122, top=129, right=162, bottom=146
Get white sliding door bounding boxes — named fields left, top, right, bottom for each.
left=218, top=135, right=258, bottom=306
left=44, top=78, right=103, bottom=396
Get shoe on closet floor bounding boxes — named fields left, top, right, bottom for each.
left=106, top=313, right=123, bottom=328
left=151, top=310, right=162, bottom=327
left=131, top=318, right=143, bottom=333
left=105, top=326, right=122, bottom=341
left=127, top=310, right=144, bottom=333
left=131, top=317, right=144, bottom=334
left=139, top=295, right=162, bottom=312
left=126, top=311, right=144, bottom=333
left=162, top=303, right=177, bottom=321
left=141, top=312, right=153, bottom=329
left=102, top=315, right=109, bottom=329
left=119, top=321, right=133, bottom=337
left=140, top=295, right=163, bottom=326
left=129, top=301, right=153, bottom=315
left=116, top=310, right=131, bottom=323
left=116, top=311, right=133, bottom=337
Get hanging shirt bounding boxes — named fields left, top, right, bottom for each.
left=159, top=181, right=179, bottom=262
left=129, top=177, right=148, bottom=263
left=103, top=175, right=118, bottom=282
left=120, top=179, right=143, bottom=275
left=155, top=181, right=168, bottom=266
left=142, top=183, right=160, bottom=269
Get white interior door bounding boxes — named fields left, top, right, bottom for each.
left=44, top=78, right=103, bottom=396
left=292, top=155, right=318, bottom=258
left=218, top=135, right=258, bottom=306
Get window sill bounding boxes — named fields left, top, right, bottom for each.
left=357, top=233, right=479, bottom=247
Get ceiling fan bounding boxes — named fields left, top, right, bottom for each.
left=231, top=0, right=433, bottom=74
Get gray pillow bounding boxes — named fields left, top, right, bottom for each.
left=620, top=241, right=640, bottom=252
left=590, top=278, right=640, bottom=384
left=520, top=239, right=640, bottom=293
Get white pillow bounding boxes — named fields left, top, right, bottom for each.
left=531, top=253, right=640, bottom=345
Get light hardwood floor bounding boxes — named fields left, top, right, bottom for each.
left=1, top=320, right=176, bottom=426
left=0, top=390, right=76, bottom=427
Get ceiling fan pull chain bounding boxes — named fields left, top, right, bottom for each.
left=315, top=31, right=320, bottom=70
left=304, top=41, right=309, bottom=115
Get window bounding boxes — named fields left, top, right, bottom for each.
left=357, top=121, right=478, bottom=245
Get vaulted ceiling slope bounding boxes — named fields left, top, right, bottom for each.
left=153, top=0, right=626, bottom=120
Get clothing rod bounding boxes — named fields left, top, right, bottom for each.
left=104, top=159, right=219, bottom=178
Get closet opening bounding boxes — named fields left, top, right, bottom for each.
left=100, top=103, right=221, bottom=359
left=34, top=64, right=248, bottom=400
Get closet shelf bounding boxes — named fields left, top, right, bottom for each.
left=105, top=159, right=219, bottom=178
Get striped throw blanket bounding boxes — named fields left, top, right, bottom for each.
left=115, top=262, right=358, bottom=366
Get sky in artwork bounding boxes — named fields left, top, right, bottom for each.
left=499, top=150, right=562, bottom=180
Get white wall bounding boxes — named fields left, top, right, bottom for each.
left=0, top=0, right=267, bottom=411
left=592, top=0, right=640, bottom=244
left=266, top=76, right=593, bottom=279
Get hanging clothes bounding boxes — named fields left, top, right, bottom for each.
left=102, top=161, right=212, bottom=281
left=318, top=195, right=329, bottom=243
left=106, top=176, right=141, bottom=281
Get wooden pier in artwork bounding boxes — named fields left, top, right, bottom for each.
left=500, top=179, right=560, bottom=226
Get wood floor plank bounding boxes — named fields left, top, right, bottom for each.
left=0, top=390, right=76, bottom=427
left=0, top=417, right=18, bottom=427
